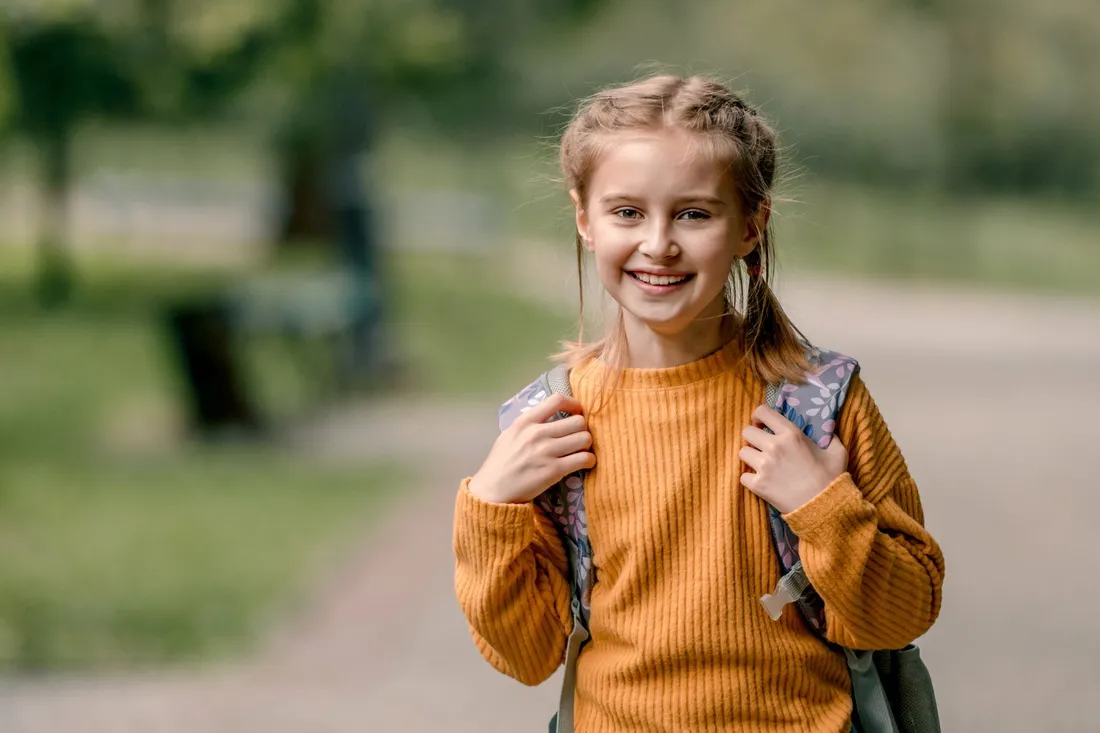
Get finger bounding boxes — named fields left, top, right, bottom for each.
left=560, top=451, right=597, bottom=474
left=740, top=471, right=759, bottom=491
left=542, top=413, right=586, bottom=438
left=551, top=430, right=592, bottom=457
left=752, top=404, right=793, bottom=435
left=519, top=393, right=583, bottom=425
left=741, top=425, right=775, bottom=450
left=738, top=445, right=764, bottom=470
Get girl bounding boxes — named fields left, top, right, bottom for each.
left=453, top=74, right=945, bottom=733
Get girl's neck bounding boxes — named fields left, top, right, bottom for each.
left=621, top=313, right=738, bottom=369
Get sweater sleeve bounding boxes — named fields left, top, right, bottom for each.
left=781, top=373, right=945, bottom=651
left=453, top=477, right=574, bottom=685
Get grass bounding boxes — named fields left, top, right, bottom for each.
left=0, top=453, right=398, bottom=668
left=0, top=245, right=572, bottom=671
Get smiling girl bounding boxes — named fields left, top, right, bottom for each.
left=453, top=74, right=945, bottom=733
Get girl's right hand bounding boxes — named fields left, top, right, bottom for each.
left=468, top=393, right=596, bottom=505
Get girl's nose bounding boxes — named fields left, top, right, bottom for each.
left=637, top=222, right=679, bottom=260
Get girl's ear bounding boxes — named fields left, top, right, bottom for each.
left=570, top=188, right=593, bottom=251
left=740, top=195, right=772, bottom=254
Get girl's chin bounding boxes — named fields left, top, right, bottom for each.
left=621, top=309, right=716, bottom=338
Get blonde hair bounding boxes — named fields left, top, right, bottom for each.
left=555, top=73, right=808, bottom=388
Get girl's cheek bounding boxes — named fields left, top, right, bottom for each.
left=594, top=229, right=634, bottom=252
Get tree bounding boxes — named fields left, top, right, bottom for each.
left=0, top=0, right=298, bottom=304
left=0, top=0, right=611, bottom=305
left=3, top=15, right=138, bottom=305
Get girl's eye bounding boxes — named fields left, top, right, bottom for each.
left=679, top=209, right=711, bottom=221
left=614, top=208, right=642, bottom=220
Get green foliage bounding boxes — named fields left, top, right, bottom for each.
left=3, top=0, right=1099, bottom=193
left=512, top=0, right=1100, bottom=197
left=5, top=17, right=138, bottom=138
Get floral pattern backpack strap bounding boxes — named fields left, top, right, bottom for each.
left=760, top=347, right=860, bottom=636
left=497, top=372, right=554, bottom=431
left=499, top=368, right=595, bottom=733
left=497, top=366, right=595, bottom=629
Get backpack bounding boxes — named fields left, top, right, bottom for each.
left=496, top=347, right=941, bottom=733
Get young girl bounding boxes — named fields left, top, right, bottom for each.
left=453, top=74, right=945, bottom=733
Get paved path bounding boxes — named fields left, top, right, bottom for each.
left=3, top=243, right=1099, bottom=731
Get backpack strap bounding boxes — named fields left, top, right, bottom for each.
left=760, top=349, right=912, bottom=733
left=498, top=364, right=593, bottom=733
left=759, top=347, right=860, bottom=635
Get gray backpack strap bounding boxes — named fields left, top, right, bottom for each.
left=554, top=602, right=589, bottom=733
left=847, top=649, right=901, bottom=733
left=498, top=365, right=593, bottom=733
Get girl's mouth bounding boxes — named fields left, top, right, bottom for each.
left=628, top=271, right=694, bottom=291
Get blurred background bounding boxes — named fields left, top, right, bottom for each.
left=0, top=1, right=1097, bottom=731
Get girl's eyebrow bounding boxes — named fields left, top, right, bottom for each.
left=677, top=195, right=728, bottom=208
left=598, top=194, right=641, bottom=204
left=598, top=193, right=728, bottom=207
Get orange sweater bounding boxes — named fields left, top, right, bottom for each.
left=453, top=342, right=944, bottom=732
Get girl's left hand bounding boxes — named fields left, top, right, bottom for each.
left=740, top=404, right=849, bottom=514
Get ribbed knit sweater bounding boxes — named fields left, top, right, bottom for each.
left=453, top=342, right=945, bottom=732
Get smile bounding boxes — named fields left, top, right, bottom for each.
left=628, top=271, right=694, bottom=287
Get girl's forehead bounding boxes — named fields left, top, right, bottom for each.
left=588, top=130, right=735, bottom=191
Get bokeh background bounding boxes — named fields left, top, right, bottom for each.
left=1, top=1, right=1097, bottom=731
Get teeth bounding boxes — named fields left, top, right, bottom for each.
left=633, top=272, right=688, bottom=286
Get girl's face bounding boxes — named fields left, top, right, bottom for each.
left=572, top=128, right=763, bottom=344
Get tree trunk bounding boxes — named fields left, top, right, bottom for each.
left=36, top=133, right=75, bottom=307
left=275, top=139, right=335, bottom=249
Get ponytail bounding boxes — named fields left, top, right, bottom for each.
left=736, top=231, right=810, bottom=385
